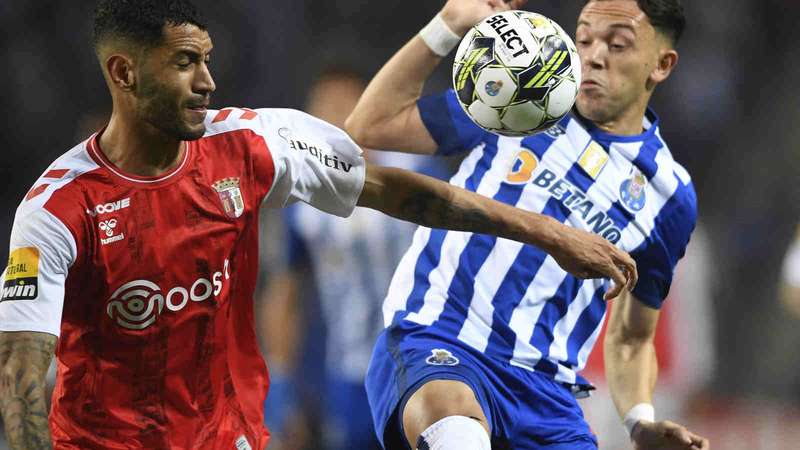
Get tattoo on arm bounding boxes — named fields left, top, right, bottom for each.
left=0, top=331, right=56, bottom=450
left=398, top=191, right=494, bottom=233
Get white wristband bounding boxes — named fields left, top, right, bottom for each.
left=623, top=403, right=655, bottom=437
left=419, top=14, right=462, bottom=57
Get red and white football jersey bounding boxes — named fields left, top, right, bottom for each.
left=0, top=107, right=365, bottom=449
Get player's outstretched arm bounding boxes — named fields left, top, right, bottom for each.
left=358, top=164, right=636, bottom=294
left=604, top=292, right=709, bottom=450
left=0, top=331, right=56, bottom=450
left=345, top=0, right=527, bottom=154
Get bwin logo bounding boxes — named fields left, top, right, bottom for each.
left=106, top=260, right=229, bottom=330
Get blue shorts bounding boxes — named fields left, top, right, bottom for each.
left=365, top=327, right=597, bottom=450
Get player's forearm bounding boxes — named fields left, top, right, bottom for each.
left=0, top=331, right=56, bottom=450
left=345, top=36, right=442, bottom=151
left=604, top=330, right=658, bottom=420
left=358, top=164, right=561, bottom=252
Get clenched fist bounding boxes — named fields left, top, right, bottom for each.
left=440, top=0, right=529, bottom=36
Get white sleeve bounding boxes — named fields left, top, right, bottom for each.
left=258, top=109, right=366, bottom=218
left=0, top=208, right=76, bottom=336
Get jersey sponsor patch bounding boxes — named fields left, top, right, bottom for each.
left=279, top=127, right=355, bottom=173
left=577, top=141, right=609, bottom=179
left=1, top=247, right=39, bottom=301
left=425, top=348, right=459, bottom=366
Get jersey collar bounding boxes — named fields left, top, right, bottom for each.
left=87, top=129, right=194, bottom=187
left=571, top=108, right=660, bottom=144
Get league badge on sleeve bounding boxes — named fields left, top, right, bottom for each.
left=213, top=177, right=244, bottom=219
left=426, top=348, right=460, bottom=366
left=619, top=167, right=647, bottom=212
left=1, top=247, right=39, bottom=302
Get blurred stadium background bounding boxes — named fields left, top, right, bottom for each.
left=2, top=1, right=800, bottom=449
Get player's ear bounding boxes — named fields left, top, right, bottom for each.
left=106, top=53, right=137, bottom=92
left=649, top=47, right=678, bottom=86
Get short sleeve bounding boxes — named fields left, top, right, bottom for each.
left=0, top=208, right=76, bottom=336
left=257, top=109, right=366, bottom=218
left=629, top=183, right=698, bottom=309
left=417, top=89, right=487, bottom=156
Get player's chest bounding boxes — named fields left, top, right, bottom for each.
left=472, top=137, right=656, bottom=252
left=83, top=172, right=255, bottom=278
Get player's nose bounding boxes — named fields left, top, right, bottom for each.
left=580, top=42, right=605, bottom=70
left=195, top=62, right=216, bottom=95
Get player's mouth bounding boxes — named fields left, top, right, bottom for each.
left=186, top=103, right=209, bottom=119
left=580, top=79, right=602, bottom=89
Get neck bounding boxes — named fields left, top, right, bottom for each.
left=98, top=109, right=185, bottom=177
left=592, top=97, right=650, bottom=136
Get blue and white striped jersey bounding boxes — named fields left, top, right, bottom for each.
left=382, top=90, right=697, bottom=388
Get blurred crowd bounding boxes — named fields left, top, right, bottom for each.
left=2, top=1, right=800, bottom=449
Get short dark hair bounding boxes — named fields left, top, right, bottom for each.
left=587, top=0, right=686, bottom=45
left=93, top=0, right=207, bottom=50
left=636, top=0, right=685, bottom=44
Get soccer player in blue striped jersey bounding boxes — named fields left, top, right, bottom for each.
left=346, top=1, right=709, bottom=449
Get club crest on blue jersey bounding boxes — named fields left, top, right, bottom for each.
left=426, top=349, right=459, bottom=366
left=619, top=168, right=647, bottom=212
left=213, top=177, right=244, bottom=219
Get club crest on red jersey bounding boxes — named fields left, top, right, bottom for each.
left=212, top=177, right=244, bottom=219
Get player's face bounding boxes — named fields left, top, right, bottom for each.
left=574, top=0, right=663, bottom=125
left=135, top=24, right=215, bottom=140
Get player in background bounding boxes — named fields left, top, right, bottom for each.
left=0, top=1, right=635, bottom=449
left=346, top=0, right=708, bottom=449
left=260, top=65, right=450, bottom=450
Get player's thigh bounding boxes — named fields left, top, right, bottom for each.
left=402, top=379, right=490, bottom=447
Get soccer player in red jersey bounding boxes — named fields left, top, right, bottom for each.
left=0, top=1, right=636, bottom=449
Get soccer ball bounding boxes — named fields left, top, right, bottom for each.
left=452, top=10, right=581, bottom=136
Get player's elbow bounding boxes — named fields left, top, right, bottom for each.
left=344, top=113, right=385, bottom=150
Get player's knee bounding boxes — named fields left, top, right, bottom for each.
left=415, top=415, right=490, bottom=450
left=402, top=380, right=488, bottom=447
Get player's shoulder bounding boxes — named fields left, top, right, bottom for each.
left=649, top=130, right=697, bottom=229
left=202, top=107, right=318, bottom=139
left=16, top=137, right=101, bottom=220
left=12, top=137, right=100, bottom=252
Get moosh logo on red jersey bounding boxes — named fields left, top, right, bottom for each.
left=105, top=259, right=230, bottom=330
left=86, top=197, right=130, bottom=217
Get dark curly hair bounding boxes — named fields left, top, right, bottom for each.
left=587, top=0, right=686, bottom=44
left=93, top=0, right=207, bottom=49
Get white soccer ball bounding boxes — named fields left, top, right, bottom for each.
left=452, top=10, right=581, bottom=136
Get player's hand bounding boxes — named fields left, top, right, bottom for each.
left=632, top=420, right=710, bottom=450
left=440, top=0, right=528, bottom=36
left=545, top=224, right=637, bottom=300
